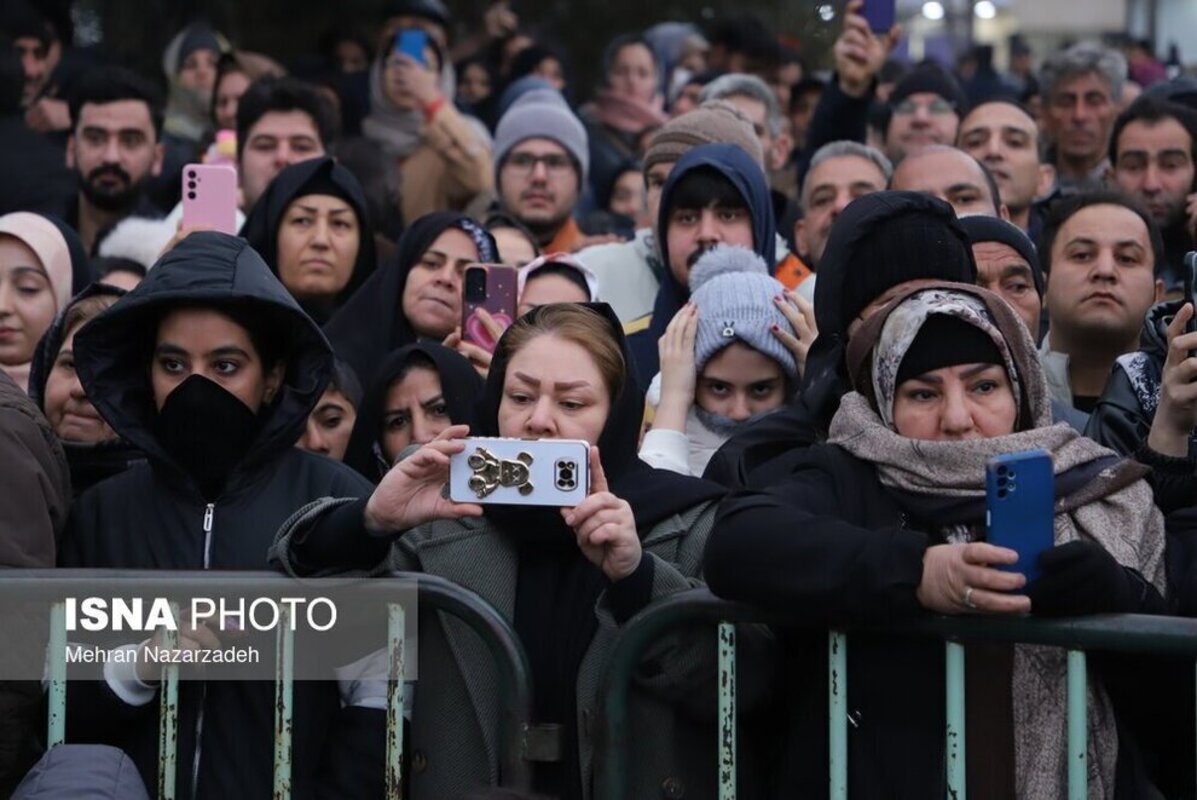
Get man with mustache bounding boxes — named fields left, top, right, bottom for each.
left=492, top=87, right=589, bottom=253
left=65, top=67, right=165, bottom=253
left=1039, top=191, right=1164, bottom=413
left=1109, top=96, right=1197, bottom=293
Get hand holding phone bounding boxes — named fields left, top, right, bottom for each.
left=986, top=450, right=1055, bottom=584
left=181, top=164, right=238, bottom=235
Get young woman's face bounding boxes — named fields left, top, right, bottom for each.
left=0, top=237, right=56, bottom=368
left=276, top=194, right=361, bottom=301
left=517, top=273, right=589, bottom=317
left=608, top=169, right=645, bottom=220
left=401, top=228, right=479, bottom=338
left=298, top=387, right=356, bottom=461
left=381, top=365, right=450, bottom=460
left=498, top=334, right=610, bottom=445
left=214, top=70, right=250, bottom=131
left=892, top=363, right=1018, bottom=441
left=457, top=62, right=492, bottom=104
left=179, top=48, right=219, bottom=94
left=43, top=322, right=116, bottom=443
left=608, top=43, right=657, bottom=104
left=696, top=343, right=786, bottom=420
left=532, top=57, right=566, bottom=92
left=491, top=226, right=538, bottom=268
left=152, top=308, right=282, bottom=412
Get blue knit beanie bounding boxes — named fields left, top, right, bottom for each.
left=688, top=244, right=798, bottom=382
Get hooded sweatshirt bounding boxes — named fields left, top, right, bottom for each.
left=239, top=156, right=377, bottom=325
left=323, top=211, right=498, bottom=388
left=61, top=232, right=372, bottom=800
left=26, top=283, right=144, bottom=495
left=625, top=143, right=776, bottom=389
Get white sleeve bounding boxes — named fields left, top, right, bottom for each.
left=638, top=428, right=694, bottom=476
left=103, top=643, right=158, bottom=707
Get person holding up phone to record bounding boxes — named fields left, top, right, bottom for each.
left=362, top=27, right=493, bottom=226
left=272, top=303, right=779, bottom=799
left=705, top=282, right=1167, bottom=796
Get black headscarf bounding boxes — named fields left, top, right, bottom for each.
left=239, top=156, right=376, bottom=325
left=323, top=211, right=497, bottom=391
left=27, top=282, right=144, bottom=495
left=342, top=342, right=482, bottom=482
left=475, top=302, right=724, bottom=797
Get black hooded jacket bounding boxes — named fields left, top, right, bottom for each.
left=27, top=283, right=144, bottom=495
left=342, top=342, right=483, bottom=482
left=239, top=156, right=377, bottom=325
left=323, top=212, right=498, bottom=393
left=702, top=192, right=977, bottom=489
left=60, top=233, right=373, bottom=800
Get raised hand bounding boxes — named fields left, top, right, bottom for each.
left=916, top=542, right=1030, bottom=615
left=834, top=0, right=903, bottom=97
left=364, top=424, right=483, bottom=532
left=1146, top=302, right=1197, bottom=457
left=563, top=446, right=642, bottom=581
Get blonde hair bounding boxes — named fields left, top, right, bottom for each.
left=499, top=304, right=625, bottom=399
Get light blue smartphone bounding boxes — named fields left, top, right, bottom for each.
left=985, top=449, right=1054, bottom=584
left=395, top=29, right=428, bottom=67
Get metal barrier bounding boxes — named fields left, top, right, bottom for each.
left=23, top=569, right=533, bottom=800
left=596, top=588, right=1197, bottom=800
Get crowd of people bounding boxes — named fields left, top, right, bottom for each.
left=3, top=0, right=1197, bottom=797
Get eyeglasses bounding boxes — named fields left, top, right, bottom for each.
left=504, top=152, right=574, bottom=175
left=892, top=97, right=957, bottom=116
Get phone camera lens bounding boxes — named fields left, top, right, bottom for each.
left=997, top=488, right=1007, bottom=499
left=187, top=181, right=197, bottom=190
left=187, top=192, right=197, bottom=200
left=997, top=465, right=1008, bottom=476
left=187, top=171, right=196, bottom=179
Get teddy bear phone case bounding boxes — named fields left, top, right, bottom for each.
left=449, top=437, right=590, bottom=507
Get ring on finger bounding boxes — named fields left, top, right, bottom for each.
left=962, top=586, right=978, bottom=610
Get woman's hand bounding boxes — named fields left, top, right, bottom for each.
left=564, top=446, right=642, bottom=581
left=834, top=0, right=903, bottom=98
left=771, top=289, right=818, bottom=381
left=1147, top=302, right=1197, bottom=457
left=443, top=308, right=508, bottom=380
left=364, top=425, right=483, bottom=532
left=392, top=53, right=442, bottom=109
left=654, top=304, right=698, bottom=433
left=916, top=542, right=1030, bottom=615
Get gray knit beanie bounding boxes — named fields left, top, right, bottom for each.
left=494, top=88, right=590, bottom=187
left=688, top=244, right=799, bottom=382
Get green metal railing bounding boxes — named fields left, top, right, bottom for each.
left=29, top=569, right=534, bottom=800
left=596, top=588, right=1197, bottom=800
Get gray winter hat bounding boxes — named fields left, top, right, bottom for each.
left=494, top=88, right=590, bottom=187
left=688, top=244, right=799, bottom=382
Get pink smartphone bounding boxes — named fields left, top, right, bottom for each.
left=181, top=163, right=238, bottom=234
left=462, top=264, right=517, bottom=352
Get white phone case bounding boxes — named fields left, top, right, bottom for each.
left=449, top=437, right=589, bottom=507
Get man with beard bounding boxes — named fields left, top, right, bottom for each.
left=1109, top=96, right=1197, bottom=292
left=493, top=87, right=589, bottom=253
left=65, top=67, right=164, bottom=253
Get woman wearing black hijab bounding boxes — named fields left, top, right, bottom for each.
left=323, top=211, right=498, bottom=389
left=273, top=303, right=771, bottom=799
left=240, top=156, right=377, bottom=324
left=342, top=342, right=482, bottom=482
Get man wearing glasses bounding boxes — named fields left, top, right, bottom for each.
left=492, top=88, right=590, bottom=253
left=881, top=65, right=969, bottom=163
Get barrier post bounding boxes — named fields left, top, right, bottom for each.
left=945, top=642, right=966, bottom=799
left=386, top=603, right=406, bottom=799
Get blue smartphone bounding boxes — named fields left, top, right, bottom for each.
left=985, top=450, right=1054, bottom=584
left=395, top=28, right=428, bottom=67
left=861, top=0, right=897, bottom=33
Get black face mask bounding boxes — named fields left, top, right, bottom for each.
left=151, top=374, right=266, bottom=499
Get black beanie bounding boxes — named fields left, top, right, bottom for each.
left=838, top=205, right=977, bottom=334
left=958, top=215, right=1044, bottom=297
left=890, top=65, right=968, bottom=117
left=175, top=25, right=222, bottom=74
left=896, top=314, right=1003, bottom=385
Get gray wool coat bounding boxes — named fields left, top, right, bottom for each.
left=272, top=498, right=771, bottom=800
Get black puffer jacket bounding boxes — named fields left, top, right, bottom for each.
left=60, top=233, right=374, bottom=800
left=1085, top=300, right=1180, bottom=459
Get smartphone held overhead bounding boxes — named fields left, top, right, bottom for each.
left=395, top=28, right=429, bottom=66
left=181, top=164, right=238, bottom=235
left=861, top=0, right=897, bottom=32
left=986, top=449, right=1055, bottom=584
left=449, top=437, right=589, bottom=507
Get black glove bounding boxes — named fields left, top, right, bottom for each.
left=1027, top=541, right=1159, bottom=616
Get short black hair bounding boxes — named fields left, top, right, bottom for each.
left=1038, top=189, right=1165, bottom=276
left=1108, top=96, right=1197, bottom=170
left=0, top=35, right=22, bottom=114
left=526, top=262, right=592, bottom=299
left=328, top=357, right=363, bottom=408
left=235, top=76, right=339, bottom=158
left=69, top=66, right=165, bottom=138
left=666, top=166, right=748, bottom=214
left=92, top=256, right=147, bottom=281
left=973, top=155, right=1003, bottom=214
left=0, top=2, right=50, bottom=48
